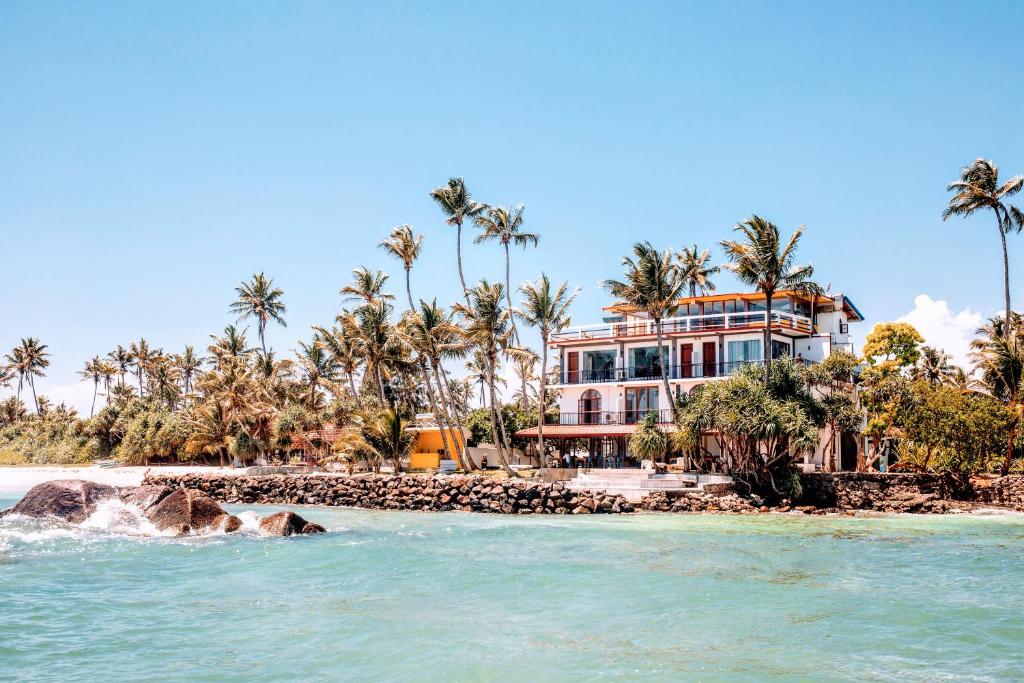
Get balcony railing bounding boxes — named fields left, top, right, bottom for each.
left=559, top=359, right=794, bottom=384
left=550, top=310, right=812, bottom=342
left=545, top=409, right=674, bottom=426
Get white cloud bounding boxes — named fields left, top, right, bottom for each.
left=896, top=294, right=983, bottom=368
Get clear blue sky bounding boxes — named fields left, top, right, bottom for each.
left=2, top=1, right=1022, bottom=409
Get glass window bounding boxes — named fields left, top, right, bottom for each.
left=581, top=350, right=616, bottom=381
left=771, top=340, right=791, bottom=359
left=793, top=299, right=811, bottom=317
left=728, top=340, right=762, bottom=362
left=629, top=346, right=668, bottom=379
left=776, top=298, right=793, bottom=313
left=625, top=387, right=659, bottom=422
left=724, top=300, right=739, bottom=313
left=688, top=303, right=701, bottom=316
left=747, top=299, right=766, bottom=312
left=703, top=301, right=724, bottom=314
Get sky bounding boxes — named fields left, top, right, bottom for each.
left=2, top=1, right=1023, bottom=413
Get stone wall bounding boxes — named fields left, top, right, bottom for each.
left=141, top=473, right=634, bottom=515
left=798, top=472, right=1024, bottom=513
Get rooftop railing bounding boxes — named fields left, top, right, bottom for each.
left=556, top=358, right=812, bottom=385
left=550, top=310, right=812, bottom=342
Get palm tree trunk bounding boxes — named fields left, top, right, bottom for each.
left=348, top=373, right=363, bottom=411
left=91, top=380, right=98, bottom=418
left=418, top=357, right=454, bottom=464
left=764, top=292, right=774, bottom=386
left=503, top=242, right=529, bottom=410
left=1001, top=420, right=1016, bottom=476
left=654, top=319, right=676, bottom=424
left=484, top=356, right=515, bottom=475
left=999, top=217, right=1011, bottom=338
left=260, top=320, right=267, bottom=355
left=30, top=376, right=39, bottom=414
left=405, top=269, right=415, bottom=313
left=374, top=367, right=387, bottom=404
left=431, top=359, right=470, bottom=470
left=538, top=332, right=548, bottom=468
left=456, top=220, right=471, bottom=306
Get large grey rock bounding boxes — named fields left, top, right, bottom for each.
left=146, top=488, right=229, bottom=534
left=1, top=480, right=118, bottom=523
left=119, top=485, right=174, bottom=515
left=258, top=511, right=325, bottom=536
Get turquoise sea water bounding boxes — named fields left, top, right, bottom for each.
left=2, top=492, right=1024, bottom=682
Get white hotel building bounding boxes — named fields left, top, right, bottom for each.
left=517, top=290, right=864, bottom=470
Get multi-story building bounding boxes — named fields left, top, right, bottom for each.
left=516, top=290, right=864, bottom=470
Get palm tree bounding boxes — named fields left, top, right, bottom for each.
left=341, top=267, right=394, bottom=306
left=721, top=216, right=815, bottom=386
left=361, top=409, right=416, bottom=474
left=208, top=325, right=252, bottom=365
left=296, top=338, right=340, bottom=411
left=911, top=346, right=953, bottom=385
left=78, top=356, right=104, bottom=417
left=474, top=203, right=539, bottom=407
left=6, top=338, right=50, bottom=414
left=346, top=302, right=398, bottom=404
left=98, top=361, right=117, bottom=406
left=945, top=366, right=979, bottom=392
left=430, top=177, right=482, bottom=303
left=603, top=242, right=686, bottom=420
left=379, top=225, right=424, bottom=311
left=107, top=345, right=132, bottom=386
left=465, top=350, right=496, bottom=407
left=518, top=274, right=579, bottom=465
left=175, top=346, right=202, bottom=396
left=944, top=158, right=1024, bottom=337
left=0, top=364, right=13, bottom=391
left=971, top=317, right=1024, bottom=474
left=129, top=338, right=153, bottom=397
left=230, top=272, right=287, bottom=354
left=628, top=412, right=668, bottom=465
left=454, top=280, right=520, bottom=475
left=313, top=323, right=364, bottom=409
left=677, top=244, right=720, bottom=298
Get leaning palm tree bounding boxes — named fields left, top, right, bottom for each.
left=341, top=267, right=394, bottom=306
left=720, top=216, right=815, bottom=386
left=603, top=242, right=686, bottom=420
left=230, top=272, right=286, bottom=354
left=78, top=356, right=104, bottom=417
left=518, top=274, right=579, bottom=465
left=379, top=225, right=424, bottom=311
left=474, top=203, right=540, bottom=407
left=971, top=318, right=1024, bottom=474
left=454, top=281, right=522, bottom=475
left=944, top=158, right=1024, bottom=338
left=430, top=177, right=482, bottom=303
left=677, top=244, right=720, bottom=298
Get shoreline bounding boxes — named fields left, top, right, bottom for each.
left=0, top=465, right=239, bottom=494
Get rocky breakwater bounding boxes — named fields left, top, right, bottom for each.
left=0, top=480, right=325, bottom=536
left=639, top=489, right=758, bottom=513
left=142, top=473, right=636, bottom=515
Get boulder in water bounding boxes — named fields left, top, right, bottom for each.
left=1, top=480, right=118, bottom=523
left=222, top=515, right=244, bottom=533
left=146, top=488, right=229, bottom=535
left=119, top=485, right=174, bottom=515
left=258, top=511, right=326, bottom=536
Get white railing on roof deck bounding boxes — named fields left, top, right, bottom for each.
left=550, top=311, right=812, bottom=342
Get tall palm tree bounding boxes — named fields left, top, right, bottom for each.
left=379, top=225, right=424, bottom=312
left=129, top=338, right=153, bottom=397
left=518, top=274, right=579, bottom=465
left=296, top=339, right=340, bottom=411
left=971, top=316, right=1024, bottom=474
left=107, top=345, right=132, bottom=386
left=430, top=177, right=482, bottom=303
left=603, top=242, right=686, bottom=420
left=454, top=280, right=520, bottom=475
left=340, top=267, right=394, bottom=306
left=720, top=216, right=815, bottom=386
left=474, top=203, right=540, bottom=408
left=175, top=346, right=202, bottom=396
left=230, top=272, right=287, bottom=354
left=465, top=351, right=491, bottom=407
left=78, top=356, right=104, bottom=417
left=677, top=244, right=720, bottom=298
left=346, top=302, right=398, bottom=404
left=6, top=338, right=50, bottom=414
left=98, top=361, right=117, bottom=406
left=944, top=158, right=1024, bottom=337
left=313, top=323, right=365, bottom=409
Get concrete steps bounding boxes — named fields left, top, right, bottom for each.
left=565, top=469, right=733, bottom=503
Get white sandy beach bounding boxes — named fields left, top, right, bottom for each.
left=0, top=465, right=240, bottom=494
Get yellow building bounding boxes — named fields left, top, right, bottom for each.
left=408, top=414, right=468, bottom=469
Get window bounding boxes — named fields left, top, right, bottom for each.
left=581, top=350, right=616, bottom=382
left=724, top=299, right=739, bottom=313
left=629, top=346, right=668, bottom=379
left=728, top=340, right=762, bottom=362
left=747, top=299, right=766, bottom=312
left=687, top=303, right=701, bottom=316
left=703, top=301, right=724, bottom=314
left=776, top=298, right=793, bottom=313
left=771, top=340, right=791, bottom=359
left=793, top=299, right=811, bottom=317
left=625, top=387, right=659, bottom=422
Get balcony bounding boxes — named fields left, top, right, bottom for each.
left=545, top=409, right=674, bottom=426
left=549, top=310, right=812, bottom=343
left=556, top=358, right=811, bottom=385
